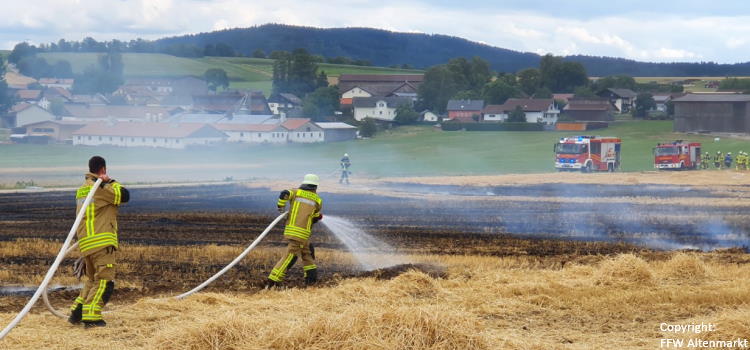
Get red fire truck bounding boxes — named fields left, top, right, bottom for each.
left=554, top=136, right=622, bottom=172
left=653, top=141, right=702, bottom=170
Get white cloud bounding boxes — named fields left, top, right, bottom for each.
left=0, top=1, right=748, bottom=63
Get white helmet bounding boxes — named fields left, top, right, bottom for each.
left=344, top=153, right=349, bottom=157
left=302, top=174, right=320, bottom=186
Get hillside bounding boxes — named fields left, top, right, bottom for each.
left=155, top=24, right=750, bottom=76
left=37, top=52, right=422, bottom=93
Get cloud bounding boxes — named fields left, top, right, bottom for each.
left=0, top=0, right=747, bottom=63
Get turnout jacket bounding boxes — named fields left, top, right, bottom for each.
left=277, top=187, right=322, bottom=242
left=75, top=173, right=129, bottom=256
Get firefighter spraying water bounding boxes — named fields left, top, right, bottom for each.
left=554, top=136, right=622, bottom=172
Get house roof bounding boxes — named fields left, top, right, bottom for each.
left=565, top=99, right=611, bottom=111
left=39, top=78, right=74, bottom=85
left=44, top=87, right=73, bottom=100
left=352, top=96, right=412, bottom=108
left=212, top=123, right=282, bottom=132
left=21, top=120, right=86, bottom=128
left=316, top=122, right=357, bottom=129
left=277, top=93, right=303, bottom=105
left=282, top=118, right=312, bottom=130
left=447, top=99, right=485, bottom=111
left=338, top=74, right=424, bottom=83
left=484, top=98, right=553, bottom=114
left=606, top=88, right=637, bottom=98
left=73, top=122, right=227, bottom=138
left=652, top=94, right=672, bottom=103
left=672, top=93, right=750, bottom=102
left=16, top=90, right=42, bottom=100
left=3, top=71, right=36, bottom=87
left=63, top=104, right=176, bottom=119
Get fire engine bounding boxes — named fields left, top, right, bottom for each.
left=554, top=136, right=622, bottom=172
left=653, top=141, right=702, bottom=170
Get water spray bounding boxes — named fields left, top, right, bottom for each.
left=0, top=178, right=102, bottom=341
left=322, top=215, right=407, bottom=270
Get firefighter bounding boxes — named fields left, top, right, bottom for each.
left=714, top=151, right=723, bottom=169
left=68, top=156, right=129, bottom=328
left=339, top=153, right=351, bottom=185
left=738, top=151, right=748, bottom=170
left=701, top=151, right=711, bottom=169
left=725, top=152, right=733, bottom=169
left=266, top=174, right=323, bottom=287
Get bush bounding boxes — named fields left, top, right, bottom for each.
left=441, top=122, right=544, bottom=131
left=359, top=118, right=377, bottom=137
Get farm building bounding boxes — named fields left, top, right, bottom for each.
left=447, top=100, right=484, bottom=121
left=62, top=104, right=179, bottom=123
left=316, top=122, right=358, bottom=142
left=338, top=74, right=423, bottom=98
left=562, top=99, right=613, bottom=121
left=2, top=103, right=56, bottom=128
left=672, top=93, right=750, bottom=133
left=213, top=123, right=289, bottom=144
left=268, top=93, right=303, bottom=115
left=482, top=98, right=559, bottom=124
left=38, top=78, right=74, bottom=90
left=72, top=122, right=228, bottom=149
left=18, top=120, right=85, bottom=143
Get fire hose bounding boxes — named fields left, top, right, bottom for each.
left=0, top=188, right=287, bottom=339
left=0, top=178, right=102, bottom=340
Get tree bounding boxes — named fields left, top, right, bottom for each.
left=0, top=56, right=12, bottom=114
left=539, top=54, right=588, bottom=92
left=302, top=86, right=340, bottom=120
left=72, top=52, right=125, bottom=94
left=359, top=118, right=377, bottom=137
left=573, top=86, right=597, bottom=98
left=481, top=79, right=520, bottom=104
left=634, top=93, right=656, bottom=118
left=252, top=49, right=266, bottom=58
left=417, top=65, right=460, bottom=113
left=8, top=42, right=36, bottom=64
left=517, top=68, right=541, bottom=95
left=593, top=75, right=636, bottom=93
left=508, top=105, right=526, bottom=123
left=204, top=68, right=229, bottom=91
left=272, top=48, right=319, bottom=96
left=394, top=104, right=419, bottom=125
left=316, top=71, right=328, bottom=88
left=533, top=87, right=553, bottom=98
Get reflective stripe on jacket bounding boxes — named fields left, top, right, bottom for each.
left=76, top=173, right=126, bottom=256
left=277, top=188, right=322, bottom=241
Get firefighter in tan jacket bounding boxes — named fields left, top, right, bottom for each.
left=266, top=174, right=323, bottom=287
left=68, top=156, right=129, bottom=328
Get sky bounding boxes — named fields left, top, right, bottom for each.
left=2, top=0, right=750, bottom=63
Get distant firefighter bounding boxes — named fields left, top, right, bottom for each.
left=737, top=151, right=748, bottom=170
left=266, top=174, right=323, bottom=288
left=69, top=156, right=129, bottom=328
left=339, top=153, right=351, bottom=185
left=724, top=152, right=733, bottom=169
left=714, top=151, right=723, bottom=169
left=701, top=151, right=710, bottom=169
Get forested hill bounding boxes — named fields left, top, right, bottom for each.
left=155, top=24, right=750, bottom=76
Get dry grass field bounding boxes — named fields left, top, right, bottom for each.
left=1, top=174, right=749, bottom=349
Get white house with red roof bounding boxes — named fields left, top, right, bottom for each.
left=72, top=122, right=227, bottom=149
left=283, top=118, right=324, bottom=143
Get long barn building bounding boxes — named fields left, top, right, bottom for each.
left=673, top=94, right=750, bottom=134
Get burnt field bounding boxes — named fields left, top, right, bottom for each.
left=1, top=182, right=749, bottom=313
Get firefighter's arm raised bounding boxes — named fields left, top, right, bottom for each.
left=94, top=179, right=128, bottom=206
left=277, top=189, right=291, bottom=213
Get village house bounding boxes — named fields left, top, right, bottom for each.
left=192, top=91, right=272, bottom=115
left=338, top=74, right=423, bottom=98
left=598, top=88, right=637, bottom=113
left=672, top=93, right=750, bottom=134
left=15, top=89, right=42, bottom=102
left=72, top=121, right=228, bottom=149
left=562, top=98, right=613, bottom=121
left=482, top=98, right=559, bottom=124
left=446, top=100, right=484, bottom=121
left=316, top=122, right=358, bottom=142
left=267, top=93, right=303, bottom=115
left=352, top=96, right=412, bottom=122
left=284, top=118, right=324, bottom=143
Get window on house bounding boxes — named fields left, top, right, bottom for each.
left=131, top=138, right=134, bottom=142
left=153, top=138, right=157, bottom=143
left=240, top=132, right=244, bottom=137
left=142, top=138, right=146, bottom=142
left=98, top=136, right=102, bottom=141
left=258, top=133, right=261, bottom=137
left=120, top=137, right=124, bottom=142
left=176, top=139, right=180, bottom=144
left=379, top=111, right=383, bottom=115
left=306, top=127, right=311, bottom=132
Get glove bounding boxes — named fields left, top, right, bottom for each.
left=312, top=213, right=323, bottom=224
left=277, top=206, right=285, bottom=213
left=72, top=257, right=86, bottom=280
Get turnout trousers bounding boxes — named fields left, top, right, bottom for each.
left=71, top=247, right=116, bottom=322
left=268, top=239, right=317, bottom=283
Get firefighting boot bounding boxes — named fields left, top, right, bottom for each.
left=68, top=304, right=83, bottom=325
left=304, top=268, right=318, bottom=285
left=83, top=320, right=107, bottom=328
